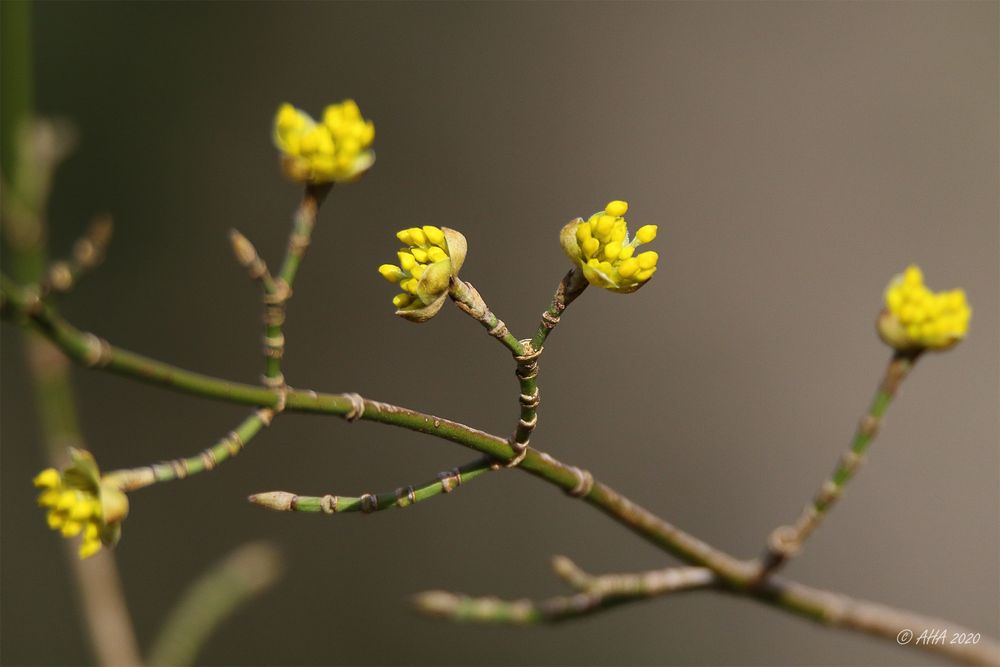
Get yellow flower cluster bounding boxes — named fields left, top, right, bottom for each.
left=879, top=265, right=971, bottom=351
left=560, top=200, right=659, bottom=293
left=378, top=226, right=467, bottom=322
left=273, top=100, right=375, bottom=184
left=34, top=449, right=128, bottom=559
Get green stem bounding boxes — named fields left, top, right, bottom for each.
left=106, top=409, right=274, bottom=492
left=760, top=351, right=921, bottom=576
left=448, top=278, right=524, bottom=355
left=146, top=542, right=283, bottom=667
left=414, top=564, right=713, bottom=624
left=530, top=267, right=588, bottom=351
left=249, top=456, right=494, bottom=514
left=262, top=183, right=332, bottom=386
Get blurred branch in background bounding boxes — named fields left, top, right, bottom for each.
left=146, top=542, right=284, bottom=667
left=1, top=2, right=141, bottom=665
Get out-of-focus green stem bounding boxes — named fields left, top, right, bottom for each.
left=1, top=0, right=32, bottom=181
left=146, top=542, right=283, bottom=667
left=1, top=6, right=142, bottom=664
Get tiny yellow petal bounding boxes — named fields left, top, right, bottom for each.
left=61, top=521, right=82, bottom=538
left=378, top=264, right=404, bottom=283
left=79, top=538, right=102, bottom=559
left=636, top=267, right=657, bottom=282
left=635, top=225, right=657, bottom=244
left=637, top=251, right=658, bottom=270
left=34, top=469, right=60, bottom=488
left=408, top=228, right=427, bottom=246
left=904, top=265, right=923, bottom=286
left=582, top=238, right=600, bottom=258
left=605, top=200, right=628, bottom=217
left=423, top=226, right=445, bottom=247
left=393, top=293, right=413, bottom=308
left=604, top=242, right=622, bottom=261
left=427, top=247, right=448, bottom=263
left=397, top=252, right=417, bottom=273
left=37, top=489, right=60, bottom=507
left=411, top=247, right=429, bottom=263
left=618, top=258, right=640, bottom=279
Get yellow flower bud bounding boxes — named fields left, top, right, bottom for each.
left=273, top=100, right=375, bottom=184
left=559, top=200, right=660, bottom=293
left=878, top=264, right=971, bottom=352
left=32, top=449, right=130, bottom=559
left=380, top=226, right=468, bottom=322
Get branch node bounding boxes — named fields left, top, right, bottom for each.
left=360, top=493, right=378, bottom=513
left=344, top=393, right=366, bottom=422
left=566, top=466, right=594, bottom=498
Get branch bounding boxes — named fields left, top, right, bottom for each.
left=146, top=541, right=283, bottom=667
left=415, top=557, right=1000, bottom=666
left=105, top=408, right=275, bottom=492
left=758, top=350, right=921, bottom=578
left=414, top=558, right=715, bottom=624
left=259, top=183, right=332, bottom=389
left=248, top=456, right=495, bottom=514
left=3, top=277, right=998, bottom=665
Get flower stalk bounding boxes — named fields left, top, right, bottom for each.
left=758, top=350, right=921, bottom=578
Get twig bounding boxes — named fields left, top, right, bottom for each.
left=227, top=228, right=276, bottom=294
left=758, top=350, right=922, bottom=579
left=261, top=183, right=332, bottom=389
left=36, top=215, right=114, bottom=296
left=530, top=266, right=588, bottom=350
left=248, top=456, right=495, bottom=514
left=104, top=408, right=275, bottom=492
left=413, top=559, right=714, bottom=624
left=146, top=541, right=283, bottom=667
left=448, top=277, right=524, bottom=355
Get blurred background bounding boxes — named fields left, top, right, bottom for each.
left=1, top=2, right=997, bottom=665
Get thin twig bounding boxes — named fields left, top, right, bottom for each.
left=104, top=408, right=275, bottom=492
left=758, top=350, right=922, bottom=579
left=413, top=559, right=714, bottom=624
left=248, top=456, right=495, bottom=514
left=261, top=183, right=332, bottom=388
left=531, top=266, right=588, bottom=350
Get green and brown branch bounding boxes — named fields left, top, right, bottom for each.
left=758, top=350, right=922, bottom=578
left=105, top=408, right=275, bottom=493
left=2, top=277, right=997, bottom=665
left=260, top=183, right=332, bottom=389
left=413, top=557, right=714, bottom=624
left=249, top=456, right=495, bottom=514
